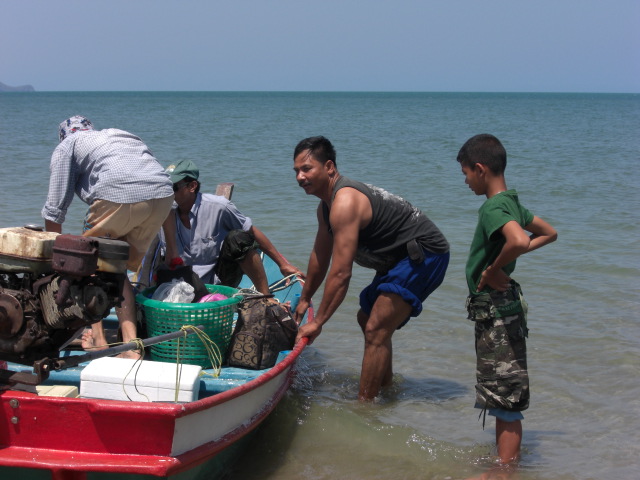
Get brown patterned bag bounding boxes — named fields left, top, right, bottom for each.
left=226, top=295, right=298, bottom=369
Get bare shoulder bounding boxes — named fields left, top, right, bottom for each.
left=333, top=186, right=368, bottom=206
left=331, top=187, right=371, bottom=229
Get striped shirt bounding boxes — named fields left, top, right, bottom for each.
left=42, top=129, right=173, bottom=224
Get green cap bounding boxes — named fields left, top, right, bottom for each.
left=166, top=160, right=199, bottom=183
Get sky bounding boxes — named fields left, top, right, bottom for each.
left=1, top=1, right=638, bottom=93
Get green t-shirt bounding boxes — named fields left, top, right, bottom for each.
left=465, top=190, right=534, bottom=293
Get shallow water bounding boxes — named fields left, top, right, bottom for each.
left=1, top=92, right=639, bottom=479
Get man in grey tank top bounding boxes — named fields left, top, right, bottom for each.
left=292, top=136, right=450, bottom=401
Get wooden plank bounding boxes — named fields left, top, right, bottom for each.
left=36, top=385, right=79, bottom=397
left=215, top=183, right=234, bottom=200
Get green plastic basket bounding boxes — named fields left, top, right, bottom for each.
left=136, top=284, right=241, bottom=368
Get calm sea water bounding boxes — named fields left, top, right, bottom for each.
left=1, top=92, right=639, bottom=479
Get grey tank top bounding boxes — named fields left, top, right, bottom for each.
left=322, top=176, right=449, bottom=271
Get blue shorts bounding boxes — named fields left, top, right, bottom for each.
left=487, top=408, right=524, bottom=422
left=359, top=250, right=449, bottom=328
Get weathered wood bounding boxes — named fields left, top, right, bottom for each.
left=215, top=182, right=234, bottom=200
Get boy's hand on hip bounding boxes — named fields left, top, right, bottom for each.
left=478, top=265, right=511, bottom=292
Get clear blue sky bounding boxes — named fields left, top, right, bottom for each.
left=2, top=1, right=638, bottom=93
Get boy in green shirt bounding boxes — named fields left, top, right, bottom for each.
left=457, top=134, right=557, bottom=469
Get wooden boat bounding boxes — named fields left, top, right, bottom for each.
left=0, top=254, right=310, bottom=480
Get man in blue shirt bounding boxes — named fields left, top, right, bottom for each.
left=162, top=160, right=301, bottom=294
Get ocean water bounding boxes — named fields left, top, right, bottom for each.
left=0, top=92, right=639, bottom=479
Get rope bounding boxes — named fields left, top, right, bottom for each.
left=269, top=274, right=301, bottom=293
left=179, top=325, right=224, bottom=378
left=234, top=274, right=303, bottom=305
left=234, top=287, right=261, bottom=297
left=121, top=338, right=150, bottom=402
left=173, top=330, right=187, bottom=403
left=241, top=251, right=303, bottom=296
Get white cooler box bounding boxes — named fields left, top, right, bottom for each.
left=80, top=357, right=202, bottom=403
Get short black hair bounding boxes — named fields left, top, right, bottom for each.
left=294, top=136, right=337, bottom=166
left=456, top=134, right=506, bottom=174
left=184, top=176, right=200, bottom=194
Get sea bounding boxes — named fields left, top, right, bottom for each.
left=0, top=92, right=638, bottom=480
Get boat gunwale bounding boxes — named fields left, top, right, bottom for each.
left=0, top=340, right=307, bottom=477
left=0, top=337, right=307, bottom=412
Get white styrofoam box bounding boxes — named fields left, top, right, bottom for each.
left=80, top=357, right=202, bottom=403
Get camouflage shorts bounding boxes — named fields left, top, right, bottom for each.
left=468, top=282, right=530, bottom=412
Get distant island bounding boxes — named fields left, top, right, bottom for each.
left=0, top=81, right=35, bottom=92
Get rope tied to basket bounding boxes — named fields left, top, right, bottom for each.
left=178, top=325, right=224, bottom=379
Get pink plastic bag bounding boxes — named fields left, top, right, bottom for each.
left=198, top=293, right=228, bottom=303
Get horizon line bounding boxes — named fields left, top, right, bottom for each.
left=1, top=89, right=638, bottom=95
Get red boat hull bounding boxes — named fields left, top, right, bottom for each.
left=0, top=338, right=308, bottom=479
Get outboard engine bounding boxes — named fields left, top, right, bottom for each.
left=0, top=226, right=129, bottom=366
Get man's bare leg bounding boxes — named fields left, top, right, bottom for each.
left=357, top=309, right=393, bottom=388
left=358, top=292, right=412, bottom=401
left=83, top=276, right=141, bottom=359
left=239, top=250, right=270, bottom=294
left=115, top=276, right=141, bottom=359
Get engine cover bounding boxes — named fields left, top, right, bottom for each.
left=52, top=235, right=99, bottom=276
left=0, top=228, right=128, bottom=368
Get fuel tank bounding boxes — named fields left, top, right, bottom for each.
left=0, top=226, right=59, bottom=273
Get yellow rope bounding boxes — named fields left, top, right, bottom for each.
left=121, top=338, right=150, bottom=402
left=173, top=329, right=188, bottom=403
left=179, top=325, right=224, bottom=378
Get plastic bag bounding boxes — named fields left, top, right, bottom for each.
left=155, top=263, right=209, bottom=301
left=152, top=279, right=195, bottom=303
left=198, top=293, right=228, bottom=303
